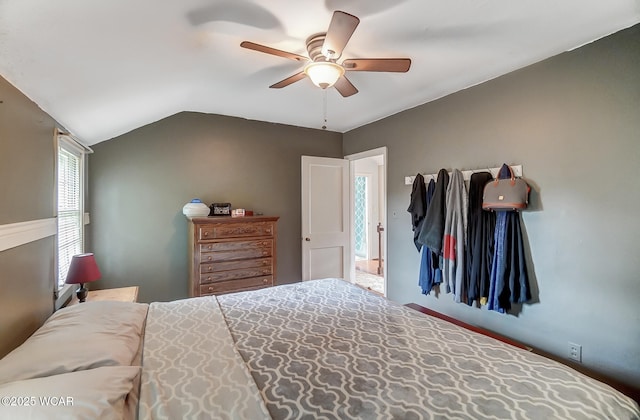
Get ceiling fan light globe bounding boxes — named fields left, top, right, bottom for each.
left=304, top=62, right=344, bottom=89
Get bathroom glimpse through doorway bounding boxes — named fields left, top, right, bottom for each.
left=349, top=149, right=386, bottom=296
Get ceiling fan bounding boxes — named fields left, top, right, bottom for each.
left=240, top=10, right=411, bottom=97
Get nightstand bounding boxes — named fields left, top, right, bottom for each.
left=67, top=286, right=139, bottom=306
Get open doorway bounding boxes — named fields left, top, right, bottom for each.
left=347, top=148, right=386, bottom=296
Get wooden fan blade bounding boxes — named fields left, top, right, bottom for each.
left=333, top=75, right=358, bottom=97
left=322, top=11, right=360, bottom=59
left=342, top=58, right=411, bottom=72
left=241, top=41, right=308, bottom=62
left=270, top=71, right=307, bottom=89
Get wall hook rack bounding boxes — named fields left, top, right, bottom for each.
left=404, top=165, right=523, bottom=185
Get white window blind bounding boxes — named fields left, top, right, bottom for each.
left=57, top=138, right=84, bottom=288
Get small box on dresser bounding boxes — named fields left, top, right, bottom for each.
left=188, top=216, right=279, bottom=297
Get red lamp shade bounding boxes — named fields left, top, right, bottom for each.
left=65, top=253, right=101, bottom=285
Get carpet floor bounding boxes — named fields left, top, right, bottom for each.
left=355, top=270, right=384, bottom=295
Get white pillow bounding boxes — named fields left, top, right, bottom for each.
left=0, top=366, right=140, bottom=420
left=0, top=301, right=148, bottom=384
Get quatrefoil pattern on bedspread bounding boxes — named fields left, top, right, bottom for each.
left=217, top=278, right=639, bottom=420
left=138, top=297, right=270, bottom=419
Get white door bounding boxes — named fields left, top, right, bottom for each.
left=301, top=156, right=350, bottom=281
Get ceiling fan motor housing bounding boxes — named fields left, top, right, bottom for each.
left=306, top=33, right=333, bottom=62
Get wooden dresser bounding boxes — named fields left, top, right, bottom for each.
left=188, top=216, right=279, bottom=297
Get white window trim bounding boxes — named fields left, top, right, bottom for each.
left=54, top=129, right=92, bottom=308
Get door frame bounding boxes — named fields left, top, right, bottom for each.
left=345, top=147, right=387, bottom=296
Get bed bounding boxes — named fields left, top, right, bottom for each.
left=0, top=278, right=638, bottom=419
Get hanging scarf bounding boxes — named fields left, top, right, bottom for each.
left=442, top=169, right=468, bottom=301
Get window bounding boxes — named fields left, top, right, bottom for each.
left=354, top=175, right=369, bottom=259
left=56, top=133, right=88, bottom=289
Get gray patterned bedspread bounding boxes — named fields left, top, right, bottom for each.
left=217, top=278, right=640, bottom=420
left=138, top=297, right=270, bottom=419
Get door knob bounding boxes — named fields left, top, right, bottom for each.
left=305, top=237, right=311, bottom=241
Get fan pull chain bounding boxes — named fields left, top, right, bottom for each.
left=322, top=90, right=328, bottom=130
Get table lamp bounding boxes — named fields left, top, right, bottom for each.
left=65, top=253, right=101, bottom=303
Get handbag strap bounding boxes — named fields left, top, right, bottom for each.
left=492, top=165, right=516, bottom=186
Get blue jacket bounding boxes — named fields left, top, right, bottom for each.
left=488, top=164, right=531, bottom=313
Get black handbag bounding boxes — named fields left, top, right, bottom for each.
left=482, top=166, right=530, bottom=211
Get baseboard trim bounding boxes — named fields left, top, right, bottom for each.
left=0, top=218, right=57, bottom=252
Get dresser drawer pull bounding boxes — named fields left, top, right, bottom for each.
left=206, top=256, right=212, bottom=261
left=262, top=260, right=269, bottom=265
left=263, top=269, right=270, bottom=274
left=203, top=231, right=209, bottom=237
left=207, top=286, right=214, bottom=292
left=206, top=277, right=212, bottom=282
left=262, top=278, right=269, bottom=284
left=262, top=251, right=268, bottom=256
left=265, top=229, right=272, bottom=234
left=262, top=241, right=268, bottom=246
left=208, top=267, right=212, bottom=271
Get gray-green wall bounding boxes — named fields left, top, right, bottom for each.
left=88, top=112, right=342, bottom=303
left=343, top=25, right=640, bottom=387
left=4, top=22, right=636, bottom=390
left=0, top=76, right=56, bottom=357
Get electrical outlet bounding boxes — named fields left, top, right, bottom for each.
left=568, top=342, right=582, bottom=362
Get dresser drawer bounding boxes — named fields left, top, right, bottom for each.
left=200, top=239, right=272, bottom=253
left=200, top=265, right=273, bottom=283
left=200, top=276, right=273, bottom=295
left=200, top=247, right=272, bottom=263
left=200, top=257, right=271, bottom=273
left=199, top=222, right=274, bottom=240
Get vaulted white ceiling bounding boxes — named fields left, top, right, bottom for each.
left=1, top=1, right=638, bottom=145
